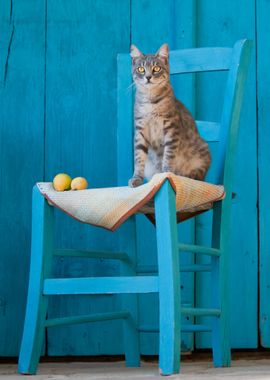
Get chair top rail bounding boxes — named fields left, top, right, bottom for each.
left=118, top=47, right=233, bottom=74
left=170, top=47, right=233, bottom=74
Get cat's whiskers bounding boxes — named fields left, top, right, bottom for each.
left=126, top=81, right=136, bottom=94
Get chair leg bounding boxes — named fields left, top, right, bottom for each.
left=120, top=218, right=140, bottom=367
left=155, top=180, right=181, bottom=375
left=18, top=186, right=54, bottom=374
left=122, top=293, right=140, bottom=367
left=211, top=201, right=231, bottom=367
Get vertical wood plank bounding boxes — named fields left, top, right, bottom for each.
left=257, top=0, right=270, bottom=347
left=0, top=0, right=45, bottom=356
left=173, top=0, right=197, bottom=352
left=117, top=53, right=140, bottom=366
left=0, top=0, right=260, bottom=358
left=195, top=0, right=257, bottom=349
left=131, top=0, right=196, bottom=354
left=45, top=0, right=131, bottom=355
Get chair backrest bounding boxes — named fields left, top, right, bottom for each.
left=117, top=40, right=252, bottom=197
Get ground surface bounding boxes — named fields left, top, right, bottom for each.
left=2, top=358, right=270, bottom=380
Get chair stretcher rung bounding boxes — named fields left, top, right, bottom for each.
left=54, top=249, right=129, bottom=261
left=182, top=324, right=212, bottom=332
left=181, top=264, right=212, bottom=272
left=181, top=307, right=221, bottom=317
left=179, top=243, right=221, bottom=257
left=139, top=324, right=212, bottom=333
left=43, top=276, right=159, bottom=295
left=45, top=311, right=130, bottom=328
left=136, top=264, right=212, bottom=273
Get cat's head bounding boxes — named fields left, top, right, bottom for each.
left=130, top=44, right=169, bottom=88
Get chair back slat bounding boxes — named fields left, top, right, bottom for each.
left=170, top=47, right=232, bottom=74
left=117, top=40, right=252, bottom=187
left=196, top=121, right=220, bottom=142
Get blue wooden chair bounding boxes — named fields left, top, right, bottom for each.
left=18, top=39, right=251, bottom=375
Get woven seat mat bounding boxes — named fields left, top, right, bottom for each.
left=37, top=172, right=225, bottom=231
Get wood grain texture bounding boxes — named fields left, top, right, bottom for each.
left=257, top=0, right=270, bottom=348
left=195, top=0, right=257, bottom=349
left=0, top=0, right=45, bottom=356
left=0, top=0, right=261, bottom=357
left=132, top=0, right=197, bottom=354
left=117, top=52, right=140, bottom=367
left=45, top=0, right=130, bottom=356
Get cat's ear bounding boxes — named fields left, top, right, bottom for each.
left=130, top=44, right=143, bottom=60
left=156, top=43, right=169, bottom=63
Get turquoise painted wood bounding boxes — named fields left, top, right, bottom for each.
left=0, top=0, right=45, bottom=356
left=18, top=187, right=141, bottom=373
left=140, top=324, right=212, bottom=333
left=43, top=277, right=159, bottom=295
left=45, top=311, right=130, bottom=328
left=117, top=52, right=140, bottom=367
left=19, top=187, right=54, bottom=374
left=179, top=244, right=221, bottom=256
left=257, top=0, right=270, bottom=347
left=169, top=48, right=232, bottom=74
left=18, top=39, right=251, bottom=375
left=154, top=181, right=181, bottom=374
left=194, top=1, right=257, bottom=349
left=44, top=0, right=130, bottom=356
left=132, top=0, right=197, bottom=354
left=0, top=0, right=261, bottom=358
left=135, top=39, right=250, bottom=368
left=53, top=249, right=129, bottom=260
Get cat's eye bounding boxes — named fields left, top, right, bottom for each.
left=137, top=66, right=145, bottom=73
left=153, top=65, right=161, bottom=73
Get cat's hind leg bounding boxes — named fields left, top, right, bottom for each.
left=144, top=150, right=162, bottom=181
left=188, top=168, right=207, bottom=181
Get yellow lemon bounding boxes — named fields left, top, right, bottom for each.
left=71, top=177, right=88, bottom=190
left=53, top=173, right=72, bottom=191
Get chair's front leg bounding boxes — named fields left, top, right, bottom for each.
left=18, top=186, right=54, bottom=374
left=120, top=217, right=140, bottom=367
left=154, top=180, right=181, bottom=375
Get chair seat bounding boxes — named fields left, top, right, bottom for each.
left=37, top=172, right=225, bottom=231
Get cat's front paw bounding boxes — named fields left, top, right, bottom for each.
left=128, top=176, right=143, bottom=188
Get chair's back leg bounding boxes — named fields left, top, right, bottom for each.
left=18, top=186, right=54, bottom=374
left=155, top=180, right=181, bottom=375
left=211, top=201, right=231, bottom=367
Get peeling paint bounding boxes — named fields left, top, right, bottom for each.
left=3, top=22, right=14, bottom=87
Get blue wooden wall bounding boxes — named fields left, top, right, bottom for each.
left=0, top=0, right=262, bottom=356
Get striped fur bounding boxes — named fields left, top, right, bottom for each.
left=128, top=44, right=211, bottom=188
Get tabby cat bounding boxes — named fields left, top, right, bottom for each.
left=128, top=43, right=211, bottom=188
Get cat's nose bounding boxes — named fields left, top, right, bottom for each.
left=146, top=75, right=152, bottom=82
